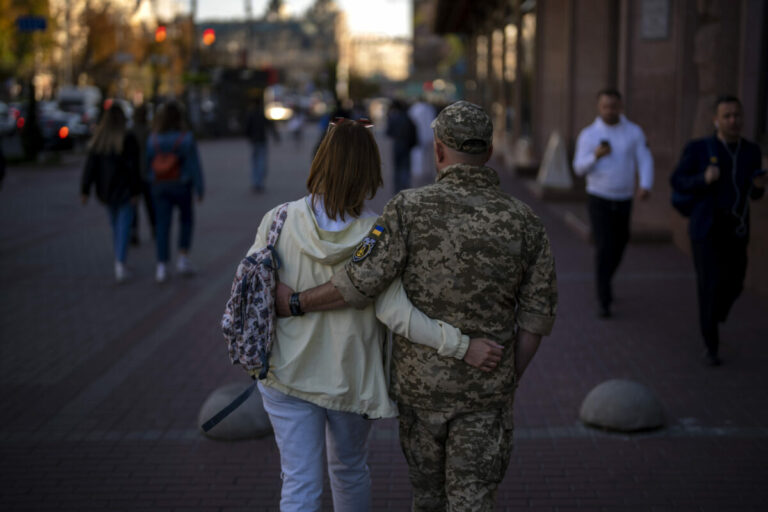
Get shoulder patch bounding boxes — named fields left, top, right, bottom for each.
left=351, top=225, right=384, bottom=263
left=352, top=237, right=376, bottom=262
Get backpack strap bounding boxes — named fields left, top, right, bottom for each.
left=152, top=133, right=185, bottom=154
left=266, top=203, right=290, bottom=247
left=172, top=132, right=186, bottom=151
left=201, top=381, right=257, bottom=433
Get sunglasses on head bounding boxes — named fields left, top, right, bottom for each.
left=330, top=117, right=374, bottom=128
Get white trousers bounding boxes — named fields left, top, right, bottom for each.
left=258, top=383, right=373, bottom=512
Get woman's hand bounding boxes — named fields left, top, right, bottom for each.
left=463, top=338, right=504, bottom=372
left=276, top=282, right=295, bottom=317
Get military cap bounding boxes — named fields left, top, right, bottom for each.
left=430, top=100, right=493, bottom=154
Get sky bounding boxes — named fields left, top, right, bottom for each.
left=194, top=0, right=412, bottom=38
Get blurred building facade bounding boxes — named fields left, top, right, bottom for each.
left=349, top=35, right=411, bottom=82
left=197, top=0, right=349, bottom=98
left=410, top=0, right=466, bottom=101
left=433, top=0, right=768, bottom=294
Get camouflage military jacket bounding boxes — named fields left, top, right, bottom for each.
left=332, top=163, right=557, bottom=412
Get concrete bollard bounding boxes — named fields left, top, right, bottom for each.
left=579, top=379, right=665, bottom=432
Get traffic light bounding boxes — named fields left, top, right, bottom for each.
left=202, top=28, right=215, bottom=46
left=155, top=25, right=167, bottom=43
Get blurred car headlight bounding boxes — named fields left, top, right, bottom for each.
left=265, top=102, right=293, bottom=121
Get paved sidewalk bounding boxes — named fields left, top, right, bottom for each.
left=1, top=128, right=767, bottom=511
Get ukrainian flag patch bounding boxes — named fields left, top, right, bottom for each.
left=371, top=225, right=384, bottom=237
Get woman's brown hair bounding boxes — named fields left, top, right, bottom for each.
left=306, top=119, right=383, bottom=220
left=152, top=100, right=186, bottom=133
left=89, top=104, right=126, bottom=155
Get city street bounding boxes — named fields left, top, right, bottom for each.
left=1, top=125, right=768, bottom=511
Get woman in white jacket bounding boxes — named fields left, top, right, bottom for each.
left=249, top=118, right=470, bottom=511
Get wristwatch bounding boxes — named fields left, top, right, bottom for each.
left=289, top=292, right=304, bottom=316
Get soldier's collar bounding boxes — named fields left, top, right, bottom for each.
left=436, top=164, right=500, bottom=187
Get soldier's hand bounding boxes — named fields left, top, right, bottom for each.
left=464, top=338, right=504, bottom=372
left=705, top=165, right=720, bottom=184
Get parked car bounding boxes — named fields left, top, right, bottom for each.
left=0, top=101, right=16, bottom=135
left=57, top=85, right=101, bottom=138
left=38, top=101, right=76, bottom=150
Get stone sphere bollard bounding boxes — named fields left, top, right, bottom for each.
left=579, top=379, right=665, bottom=432
left=198, top=382, right=273, bottom=440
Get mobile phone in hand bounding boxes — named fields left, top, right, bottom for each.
left=599, top=139, right=611, bottom=149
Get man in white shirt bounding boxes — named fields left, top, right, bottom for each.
left=573, top=88, right=654, bottom=318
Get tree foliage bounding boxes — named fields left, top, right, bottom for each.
left=0, top=0, right=55, bottom=84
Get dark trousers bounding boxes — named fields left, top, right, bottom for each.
left=588, top=195, right=633, bottom=308
left=131, top=181, right=156, bottom=238
left=152, top=183, right=194, bottom=263
left=690, top=218, right=748, bottom=356
left=393, top=149, right=411, bottom=193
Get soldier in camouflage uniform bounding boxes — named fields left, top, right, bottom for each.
left=279, top=101, right=558, bottom=511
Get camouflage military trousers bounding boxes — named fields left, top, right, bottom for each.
left=398, top=404, right=515, bottom=512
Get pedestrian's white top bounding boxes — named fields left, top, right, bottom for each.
left=572, top=115, right=654, bottom=200
left=408, top=101, right=436, bottom=147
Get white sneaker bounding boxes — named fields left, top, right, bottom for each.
left=155, top=263, right=168, bottom=283
left=177, top=256, right=196, bottom=276
left=115, top=262, right=129, bottom=283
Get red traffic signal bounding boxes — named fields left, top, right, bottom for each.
left=155, top=25, right=167, bottom=43
left=202, top=28, right=215, bottom=46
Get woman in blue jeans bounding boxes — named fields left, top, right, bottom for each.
left=80, top=104, right=142, bottom=283
left=146, top=101, right=204, bottom=283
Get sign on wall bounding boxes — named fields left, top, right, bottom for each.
left=640, top=0, right=670, bottom=40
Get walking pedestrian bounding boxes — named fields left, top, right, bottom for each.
left=670, top=95, right=766, bottom=366
left=146, top=101, right=204, bottom=283
left=250, top=117, right=481, bottom=511
left=277, top=101, right=558, bottom=511
left=245, top=96, right=279, bottom=193
left=385, top=99, right=417, bottom=193
left=286, top=107, right=305, bottom=148
left=408, top=98, right=436, bottom=187
left=573, top=88, right=654, bottom=318
left=129, top=104, right=156, bottom=245
left=80, top=104, right=142, bottom=283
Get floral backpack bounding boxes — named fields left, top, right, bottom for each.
left=203, top=203, right=288, bottom=432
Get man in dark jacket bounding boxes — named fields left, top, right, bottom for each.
left=671, top=95, right=766, bottom=366
left=385, top=99, right=417, bottom=193
left=245, top=96, right=279, bottom=193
